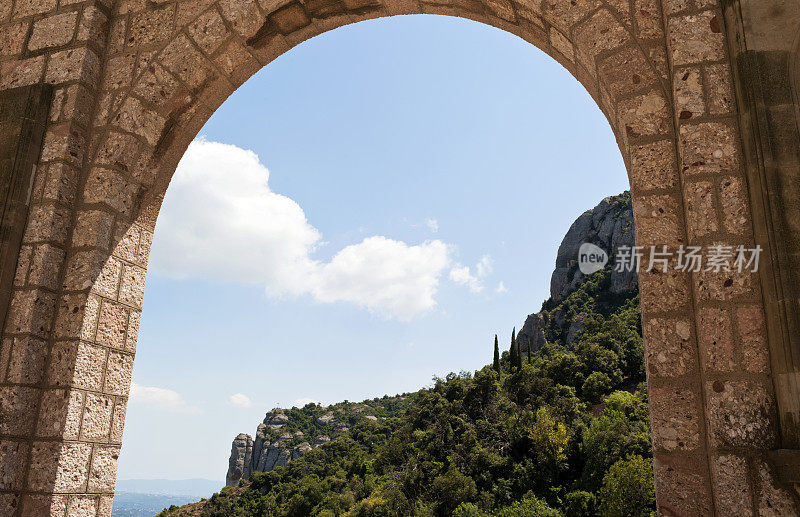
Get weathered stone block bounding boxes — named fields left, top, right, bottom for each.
left=629, top=140, right=678, bottom=192
left=736, top=305, right=770, bottom=374
left=643, top=317, right=696, bottom=377
left=632, top=194, right=682, bottom=246
left=104, top=351, right=133, bottom=396
left=88, top=445, right=120, bottom=492
left=46, top=341, right=106, bottom=391
left=650, top=387, right=701, bottom=451
left=119, top=264, right=146, bottom=308
left=0, top=440, right=29, bottom=490
left=706, top=380, right=775, bottom=448
left=679, top=122, right=739, bottom=176
left=28, top=11, right=78, bottom=51
left=698, top=307, right=735, bottom=372
left=27, top=442, right=91, bottom=492
left=653, top=456, right=713, bottom=515
left=12, top=0, right=58, bottom=20
left=0, top=386, right=39, bottom=435
left=189, top=9, right=231, bottom=54
left=711, top=454, right=752, bottom=516
left=36, top=388, right=83, bottom=439
left=81, top=393, right=114, bottom=440
left=667, top=11, right=725, bottom=66
left=95, top=300, right=129, bottom=349
left=5, top=336, right=47, bottom=385
left=683, top=180, right=718, bottom=240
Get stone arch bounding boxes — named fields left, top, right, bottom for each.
left=0, top=0, right=797, bottom=515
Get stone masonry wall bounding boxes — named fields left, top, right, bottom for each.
left=0, top=0, right=797, bottom=515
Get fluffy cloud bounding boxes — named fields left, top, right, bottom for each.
left=228, top=393, right=254, bottom=408
left=150, top=140, right=452, bottom=321
left=449, top=254, right=494, bottom=293
left=130, top=382, right=202, bottom=414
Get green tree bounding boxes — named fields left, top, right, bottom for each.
left=564, top=490, right=595, bottom=517
left=493, top=335, right=501, bottom=373
left=598, top=455, right=655, bottom=517
left=510, top=328, right=522, bottom=370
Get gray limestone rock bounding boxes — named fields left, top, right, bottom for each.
left=226, top=433, right=253, bottom=487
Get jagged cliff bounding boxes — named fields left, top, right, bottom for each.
left=517, top=192, right=636, bottom=355
left=226, top=398, right=412, bottom=486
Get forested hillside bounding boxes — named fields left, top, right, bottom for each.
left=160, top=258, right=654, bottom=516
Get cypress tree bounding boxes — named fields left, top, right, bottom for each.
left=510, top=328, right=521, bottom=370
left=493, top=335, right=500, bottom=373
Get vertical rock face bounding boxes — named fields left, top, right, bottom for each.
left=549, top=193, right=637, bottom=303
left=517, top=193, right=637, bottom=354
left=226, top=434, right=253, bottom=487
left=226, top=409, right=337, bottom=486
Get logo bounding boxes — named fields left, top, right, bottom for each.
left=578, top=243, right=608, bottom=275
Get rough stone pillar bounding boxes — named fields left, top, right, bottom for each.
left=0, top=1, right=118, bottom=515
left=722, top=0, right=800, bottom=469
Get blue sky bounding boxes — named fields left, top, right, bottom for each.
left=117, top=15, right=628, bottom=482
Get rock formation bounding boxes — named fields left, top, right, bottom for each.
left=518, top=193, right=637, bottom=354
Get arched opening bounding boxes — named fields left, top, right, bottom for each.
left=115, top=14, right=631, bottom=502
left=0, top=1, right=794, bottom=515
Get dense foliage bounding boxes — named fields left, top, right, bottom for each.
left=162, top=266, right=653, bottom=516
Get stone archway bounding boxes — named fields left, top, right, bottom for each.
left=0, top=0, right=797, bottom=515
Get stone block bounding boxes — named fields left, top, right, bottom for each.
left=697, top=307, right=735, bottom=372
left=683, top=180, right=718, bottom=240
left=643, top=317, right=696, bottom=377
left=73, top=211, right=114, bottom=250
left=27, top=442, right=91, bottom=492
left=129, top=6, right=174, bottom=47
left=80, top=393, right=114, bottom=440
left=668, top=11, right=726, bottom=66
left=119, top=264, right=146, bottom=308
left=0, top=386, right=39, bottom=435
left=706, top=380, right=775, bottom=448
left=680, top=122, right=739, bottom=176
left=47, top=341, right=106, bottom=391
left=45, top=47, right=101, bottom=86
left=12, top=0, right=58, bottom=19
left=5, top=289, right=56, bottom=338
left=618, top=90, right=671, bottom=139
left=189, top=8, right=231, bottom=54
left=28, top=11, right=78, bottom=51
left=653, top=456, right=713, bottom=515
left=104, top=351, right=134, bottom=396
left=736, top=305, right=770, bottom=374
left=649, top=387, right=701, bottom=451
left=711, top=454, right=752, bottom=517
left=0, top=56, right=45, bottom=89
left=5, top=336, right=48, bottom=385
left=36, top=388, right=83, bottom=439
left=95, top=300, right=129, bottom=349
left=88, top=445, right=120, bottom=492
left=0, top=440, right=29, bottom=490
left=599, top=47, right=656, bottom=98
left=719, top=177, right=749, bottom=236
left=632, top=193, right=682, bottom=246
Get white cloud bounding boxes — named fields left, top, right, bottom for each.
left=449, top=265, right=483, bottom=293
left=426, top=218, right=439, bottom=233
left=150, top=140, right=452, bottom=321
left=228, top=393, right=253, bottom=408
left=449, top=254, right=494, bottom=293
left=129, top=382, right=202, bottom=414
left=476, top=255, right=493, bottom=278
left=292, top=397, right=318, bottom=407
left=496, top=281, right=507, bottom=293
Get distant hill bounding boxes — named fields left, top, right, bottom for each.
left=115, top=479, right=224, bottom=498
